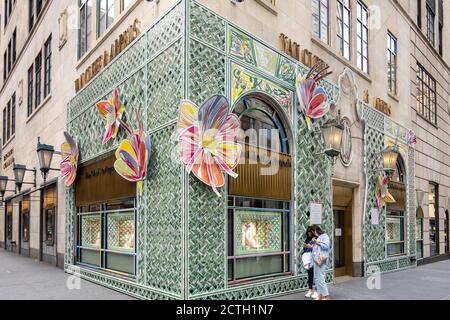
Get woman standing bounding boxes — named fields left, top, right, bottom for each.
left=302, top=227, right=317, bottom=299
left=311, top=225, right=331, bottom=300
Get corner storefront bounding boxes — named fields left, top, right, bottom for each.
left=64, top=0, right=418, bottom=299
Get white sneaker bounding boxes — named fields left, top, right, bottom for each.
left=311, top=292, right=319, bottom=299
left=305, top=290, right=313, bottom=298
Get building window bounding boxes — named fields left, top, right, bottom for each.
left=416, top=209, right=424, bottom=259
left=36, top=0, right=43, bottom=15
left=429, top=183, right=439, bottom=256
left=97, top=0, right=115, bottom=37
left=3, top=93, right=15, bottom=144
left=121, top=0, right=133, bottom=11
left=76, top=199, right=137, bottom=275
left=426, top=2, right=435, bottom=46
left=44, top=35, right=52, bottom=98
left=416, top=64, right=437, bottom=124
left=6, top=202, right=13, bottom=241
left=6, top=100, right=10, bottom=141
left=312, top=0, right=329, bottom=44
left=12, top=28, right=16, bottom=64
left=22, top=196, right=31, bottom=243
left=35, top=52, right=42, bottom=107
left=387, top=32, right=397, bottom=94
left=337, top=0, right=351, bottom=60
left=227, top=95, right=292, bottom=284
left=43, top=184, right=56, bottom=246
left=4, top=0, right=15, bottom=27
left=29, top=0, right=45, bottom=31
left=3, top=28, right=17, bottom=80
left=27, top=65, right=34, bottom=116
left=357, top=1, right=369, bottom=73
left=29, top=0, right=34, bottom=30
left=11, top=93, right=15, bottom=136
left=417, top=0, right=422, bottom=29
left=79, top=0, right=93, bottom=58
left=3, top=52, right=6, bottom=80
left=2, top=108, right=6, bottom=145
left=386, top=211, right=405, bottom=256
left=438, top=0, right=443, bottom=55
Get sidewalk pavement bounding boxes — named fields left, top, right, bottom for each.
left=273, top=259, right=450, bottom=300
left=2, top=248, right=450, bottom=300
left=0, top=249, right=134, bottom=300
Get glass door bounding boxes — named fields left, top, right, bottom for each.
left=334, top=210, right=345, bottom=270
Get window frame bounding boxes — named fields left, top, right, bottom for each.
left=79, top=0, right=93, bottom=58
left=44, top=34, right=52, bottom=98
left=121, top=0, right=134, bottom=12
left=416, top=63, right=437, bottom=125
left=227, top=94, right=293, bottom=285
left=11, top=93, right=15, bottom=136
left=356, top=1, right=369, bottom=73
left=312, top=0, right=330, bottom=44
left=387, top=32, right=397, bottom=95
left=76, top=197, right=137, bottom=277
left=34, top=51, right=42, bottom=108
left=426, top=3, right=435, bottom=46
left=337, top=0, right=351, bottom=60
left=29, top=0, right=35, bottom=31
left=97, top=0, right=115, bottom=38
left=6, top=99, right=10, bottom=141
left=27, top=64, right=34, bottom=116
left=386, top=210, right=406, bottom=257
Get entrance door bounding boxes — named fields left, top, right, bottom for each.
left=333, top=210, right=353, bottom=277
left=332, top=185, right=354, bottom=278
left=41, top=185, right=57, bottom=265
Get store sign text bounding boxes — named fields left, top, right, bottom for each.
left=279, top=33, right=329, bottom=69
left=373, top=97, right=391, bottom=116
left=75, top=19, right=142, bottom=93
left=85, top=166, right=115, bottom=179
left=3, top=148, right=14, bottom=170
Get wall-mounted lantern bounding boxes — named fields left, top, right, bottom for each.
left=381, top=145, right=399, bottom=179
left=322, top=119, right=344, bottom=163
left=13, top=164, right=36, bottom=193
left=37, top=138, right=55, bottom=183
left=36, top=137, right=61, bottom=184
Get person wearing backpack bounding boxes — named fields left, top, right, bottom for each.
left=302, top=226, right=317, bottom=299
left=311, top=225, right=331, bottom=300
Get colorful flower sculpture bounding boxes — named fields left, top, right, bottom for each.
left=176, top=95, right=242, bottom=197
left=376, top=175, right=396, bottom=211
left=113, top=114, right=151, bottom=195
left=60, top=132, right=79, bottom=186
left=406, top=129, right=417, bottom=146
left=296, top=62, right=332, bottom=130
left=96, top=88, right=130, bottom=144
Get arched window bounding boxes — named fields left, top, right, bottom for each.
left=392, top=155, right=405, bottom=184
left=227, top=94, right=293, bottom=285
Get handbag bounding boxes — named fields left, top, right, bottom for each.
left=313, top=245, right=328, bottom=266
left=314, top=252, right=327, bottom=266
